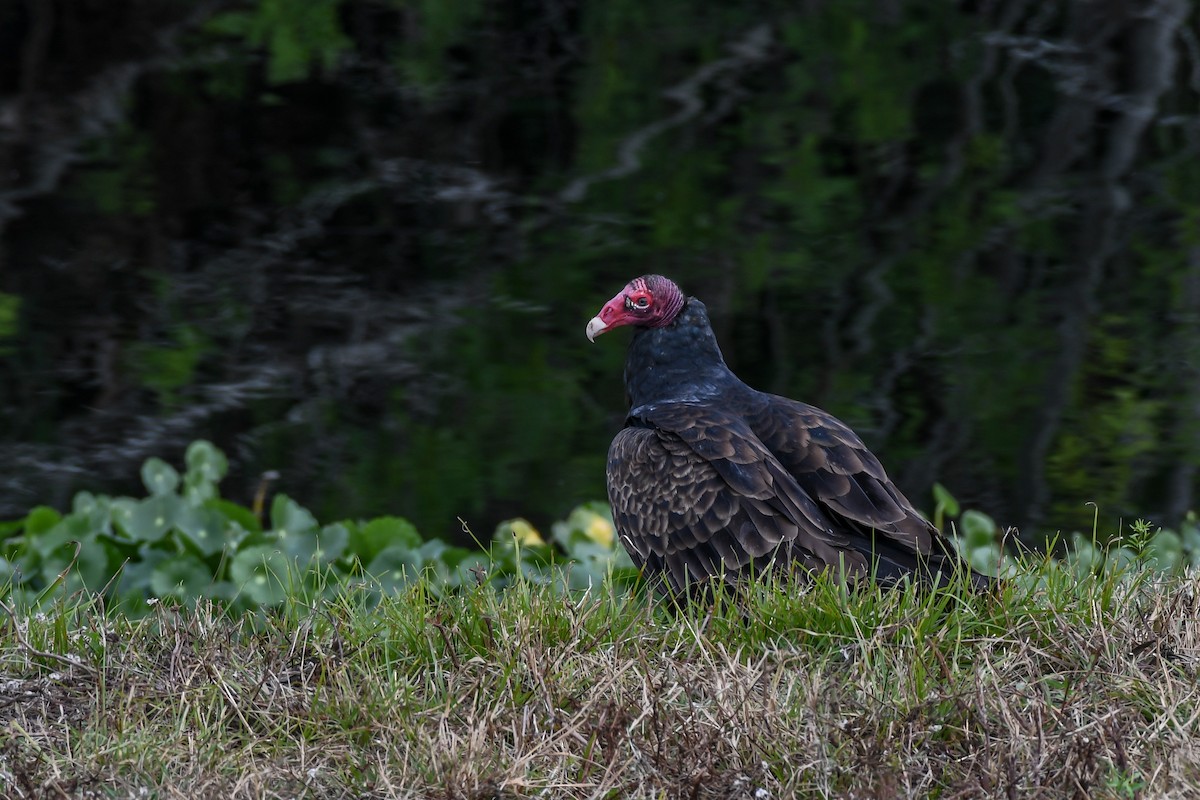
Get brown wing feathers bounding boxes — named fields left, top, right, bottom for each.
left=752, top=397, right=982, bottom=588
left=607, top=404, right=878, bottom=595
left=752, top=397, right=937, bottom=551
left=608, top=398, right=984, bottom=595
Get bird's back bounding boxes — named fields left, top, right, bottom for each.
left=611, top=379, right=989, bottom=594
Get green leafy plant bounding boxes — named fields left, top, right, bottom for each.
left=5, top=446, right=1197, bottom=617
left=936, top=483, right=1200, bottom=595
left=0, top=441, right=638, bottom=614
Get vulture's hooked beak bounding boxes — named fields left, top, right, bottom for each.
left=585, top=316, right=608, bottom=342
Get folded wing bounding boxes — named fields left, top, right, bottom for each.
left=607, top=399, right=986, bottom=595
left=607, top=402, right=872, bottom=595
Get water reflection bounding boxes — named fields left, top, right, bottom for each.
left=1, top=1, right=1197, bottom=544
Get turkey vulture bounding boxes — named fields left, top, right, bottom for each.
left=586, top=274, right=989, bottom=597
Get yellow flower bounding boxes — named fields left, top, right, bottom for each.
left=508, top=518, right=545, bottom=547
left=583, top=514, right=615, bottom=548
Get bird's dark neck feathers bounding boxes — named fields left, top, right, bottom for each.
left=624, top=298, right=746, bottom=409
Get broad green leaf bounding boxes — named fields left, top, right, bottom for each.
left=932, top=483, right=959, bottom=517
left=1181, top=521, right=1200, bottom=554
left=552, top=503, right=617, bottom=551
left=270, top=494, right=318, bottom=540
left=175, top=504, right=231, bottom=556
left=1185, top=531, right=1200, bottom=568
left=40, top=539, right=112, bottom=593
left=208, top=499, right=263, bottom=536
left=558, top=535, right=611, bottom=563
left=114, top=546, right=172, bottom=596
left=416, top=539, right=448, bottom=561
left=452, top=555, right=490, bottom=588
left=275, top=528, right=320, bottom=562
left=435, top=543, right=474, bottom=568
left=353, top=516, right=421, bottom=563
left=151, top=556, right=214, bottom=599
left=141, top=457, right=181, bottom=496
left=563, top=560, right=608, bottom=592
left=203, top=580, right=237, bottom=602
left=496, top=518, right=545, bottom=546
left=967, top=546, right=1000, bottom=574
left=366, top=544, right=422, bottom=594
left=31, top=514, right=99, bottom=558
left=23, top=506, right=62, bottom=536
left=183, top=479, right=217, bottom=505
left=183, top=441, right=228, bottom=503
left=71, top=492, right=115, bottom=539
left=1144, top=530, right=1183, bottom=574
left=71, top=491, right=101, bottom=515
left=230, top=545, right=291, bottom=605
left=109, top=498, right=139, bottom=538
left=185, top=440, right=229, bottom=483
left=419, top=541, right=454, bottom=588
left=959, top=510, right=996, bottom=548
left=224, top=521, right=254, bottom=552
left=313, top=523, right=349, bottom=565
left=121, top=495, right=181, bottom=544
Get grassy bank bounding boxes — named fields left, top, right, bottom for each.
left=2, top=563, right=1198, bottom=799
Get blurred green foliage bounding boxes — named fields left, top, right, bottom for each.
left=4, top=0, right=1199, bottom=548
left=206, top=0, right=351, bottom=84
left=0, top=293, right=18, bottom=354
left=937, top=483, right=1200, bottom=592
left=0, top=442, right=637, bottom=615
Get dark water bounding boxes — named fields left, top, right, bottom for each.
left=2, top=0, right=1198, bottom=544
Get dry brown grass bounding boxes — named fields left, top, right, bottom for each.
left=1, top=567, right=1198, bottom=799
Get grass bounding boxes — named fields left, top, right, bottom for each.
left=1, top=561, right=1198, bottom=799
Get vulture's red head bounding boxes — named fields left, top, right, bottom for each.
left=586, top=275, right=687, bottom=342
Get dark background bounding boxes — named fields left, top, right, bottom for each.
left=1, top=0, right=1198, bottom=545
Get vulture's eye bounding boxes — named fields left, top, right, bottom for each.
left=634, top=296, right=650, bottom=309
